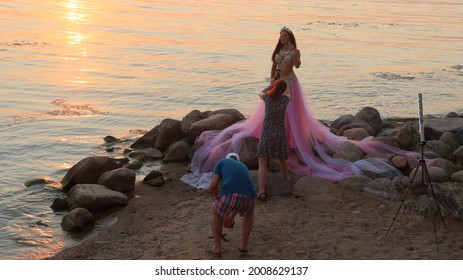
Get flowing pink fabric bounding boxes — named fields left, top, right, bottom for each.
left=181, top=76, right=422, bottom=189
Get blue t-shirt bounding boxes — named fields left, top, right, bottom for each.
left=212, top=158, right=257, bottom=199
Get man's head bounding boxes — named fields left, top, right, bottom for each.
left=226, top=152, right=240, bottom=162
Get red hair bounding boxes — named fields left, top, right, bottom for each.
left=268, top=79, right=287, bottom=100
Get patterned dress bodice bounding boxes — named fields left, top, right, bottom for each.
left=275, top=49, right=295, bottom=66
left=274, top=49, right=297, bottom=81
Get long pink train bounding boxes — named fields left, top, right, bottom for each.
left=181, top=76, right=423, bottom=189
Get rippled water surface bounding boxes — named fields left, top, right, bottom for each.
left=0, top=0, right=462, bottom=259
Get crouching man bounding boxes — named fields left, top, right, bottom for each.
left=207, top=152, right=257, bottom=258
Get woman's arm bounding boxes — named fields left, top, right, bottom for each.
left=292, top=49, right=301, bottom=68
left=271, top=61, right=277, bottom=79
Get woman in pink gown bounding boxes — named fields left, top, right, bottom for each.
left=181, top=26, right=418, bottom=189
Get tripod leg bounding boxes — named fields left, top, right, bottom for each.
left=423, top=164, right=447, bottom=229
left=386, top=186, right=410, bottom=236
left=385, top=162, right=421, bottom=236
left=432, top=209, right=439, bottom=252
left=409, top=160, right=422, bottom=185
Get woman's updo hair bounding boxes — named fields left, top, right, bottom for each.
left=268, top=79, right=287, bottom=100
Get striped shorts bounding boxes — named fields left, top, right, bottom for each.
left=213, top=193, right=255, bottom=220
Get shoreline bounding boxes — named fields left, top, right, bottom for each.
left=46, top=161, right=463, bottom=260
left=44, top=110, right=463, bottom=260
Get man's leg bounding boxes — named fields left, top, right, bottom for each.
left=210, top=211, right=222, bottom=255
left=223, top=208, right=239, bottom=228
left=240, top=211, right=254, bottom=252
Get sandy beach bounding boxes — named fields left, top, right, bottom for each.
left=47, top=161, right=463, bottom=260
left=3, top=0, right=463, bottom=263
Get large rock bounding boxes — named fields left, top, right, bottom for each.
left=239, top=137, right=259, bottom=170
left=332, top=141, right=365, bottom=162
left=61, top=156, right=120, bottom=191
left=338, top=175, right=372, bottom=192
left=406, top=157, right=419, bottom=170
left=355, top=107, right=383, bottom=135
left=439, top=132, right=459, bottom=148
left=249, top=171, right=290, bottom=197
left=433, top=182, right=463, bottom=220
left=409, top=165, right=448, bottom=183
left=130, top=126, right=158, bottom=149
left=362, top=178, right=401, bottom=204
left=67, top=184, right=128, bottom=210
left=189, top=114, right=235, bottom=139
left=209, top=108, right=245, bottom=123
left=392, top=176, right=411, bottom=192
left=163, top=140, right=191, bottom=162
left=445, top=112, right=461, bottom=118
left=61, top=207, right=94, bottom=232
left=451, top=170, right=463, bottom=183
left=291, top=175, right=337, bottom=202
left=423, top=126, right=444, bottom=141
left=371, top=136, right=399, bottom=148
left=339, top=123, right=374, bottom=137
left=97, top=168, right=136, bottom=193
left=455, top=128, right=463, bottom=144
left=452, top=146, right=463, bottom=162
left=181, top=110, right=206, bottom=139
left=357, top=157, right=403, bottom=179
left=330, top=114, right=367, bottom=131
left=388, top=124, right=420, bottom=150
left=154, top=118, right=186, bottom=151
left=424, top=140, right=452, bottom=158
left=422, top=150, right=441, bottom=159
left=376, top=128, right=394, bottom=137
left=342, top=128, right=370, bottom=141
left=433, top=158, right=456, bottom=174
left=409, top=165, right=448, bottom=194
left=424, top=118, right=463, bottom=133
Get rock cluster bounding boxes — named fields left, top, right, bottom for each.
left=51, top=106, right=463, bottom=231
left=54, top=156, right=135, bottom=231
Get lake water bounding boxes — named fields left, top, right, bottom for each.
left=0, top=0, right=462, bottom=259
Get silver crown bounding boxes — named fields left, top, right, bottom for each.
left=280, top=26, right=292, bottom=34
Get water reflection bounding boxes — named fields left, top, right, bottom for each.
left=60, top=0, right=90, bottom=84
left=67, top=32, right=85, bottom=45
left=65, top=1, right=85, bottom=22
left=17, top=0, right=97, bottom=260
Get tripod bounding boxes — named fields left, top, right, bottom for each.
left=386, top=141, right=446, bottom=251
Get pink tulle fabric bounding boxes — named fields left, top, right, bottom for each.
left=181, top=76, right=421, bottom=189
